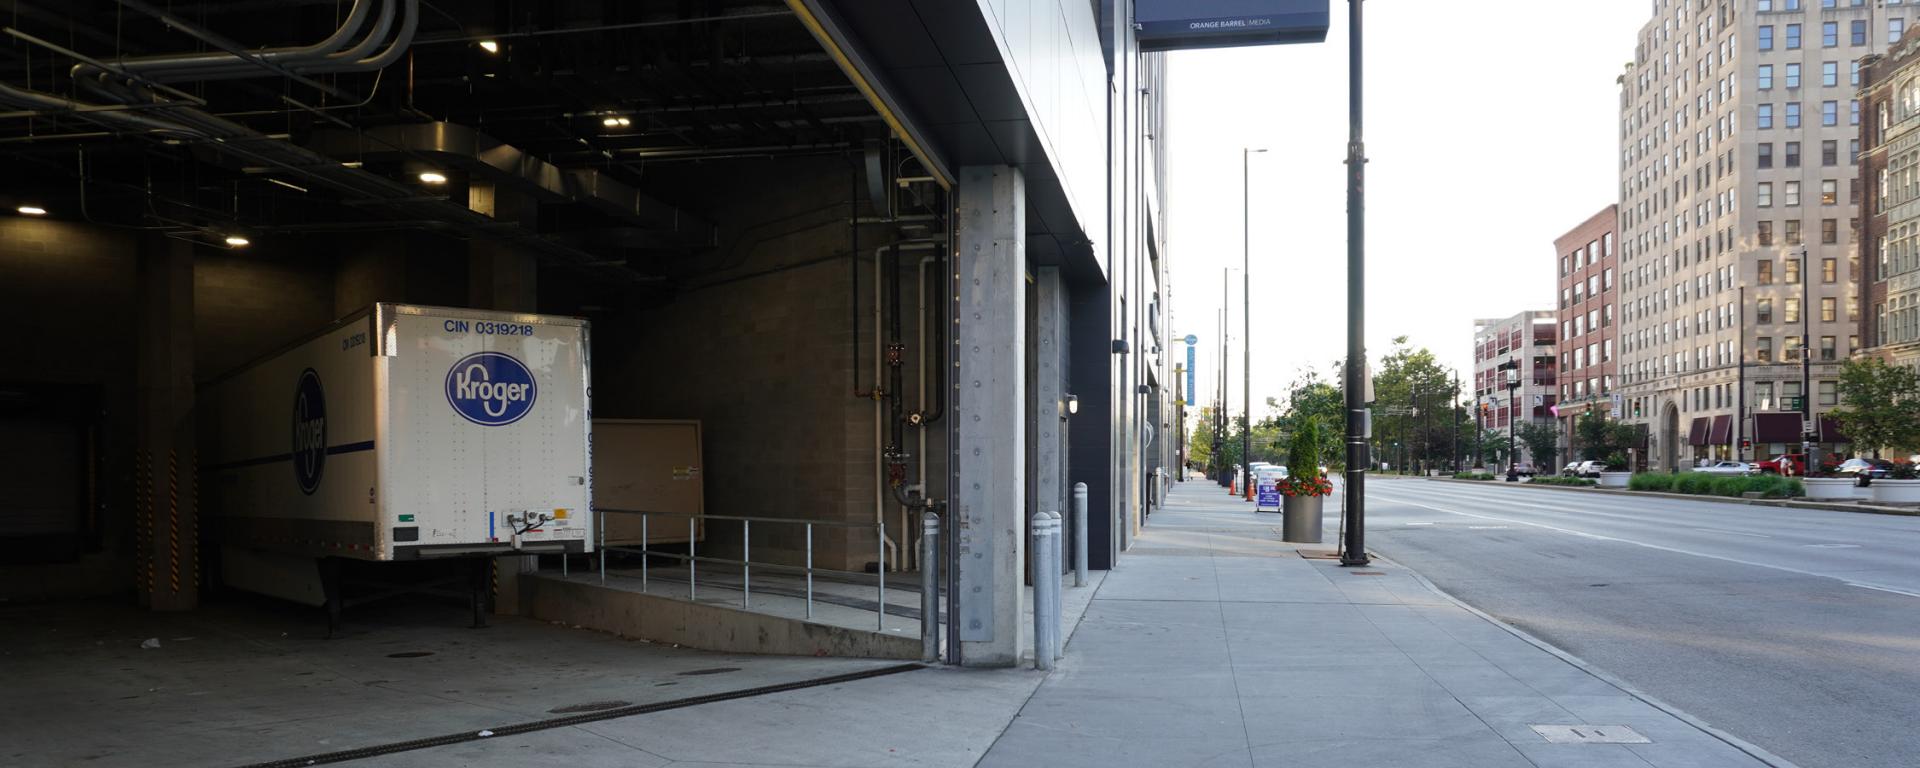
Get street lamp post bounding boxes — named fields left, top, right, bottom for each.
left=1799, top=247, right=1814, bottom=469
left=1451, top=372, right=1461, bottom=472
left=1505, top=360, right=1520, bottom=481
left=1340, top=0, right=1370, bottom=567
left=1243, top=147, right=1265, bottom=501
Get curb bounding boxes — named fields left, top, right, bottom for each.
left=1416, top=476, right=1920, bottom=517
left=1372, top=551, right=1804, bottom=768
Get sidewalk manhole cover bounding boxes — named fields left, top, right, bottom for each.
left=548, top=700, right=632, bottom=714
left=677, top=666, right=741, bottom=676
left=1529, top=725, right=1650, bottom=744
left=385, top=651, right=434, bottom=658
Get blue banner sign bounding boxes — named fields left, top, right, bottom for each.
left=1185, top=337, right=1198, bottom=406
left=1136, top=0, right=1329, bottom=51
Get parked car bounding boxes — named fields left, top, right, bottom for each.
left=1512, top=462, right=1538, bottom=477
left=1560, top=462, right=1583, bottom=477
left=1835, top=458, right=1894, bottom=479
left=1754, top=453, right=1839, bottom=475
left=1572, top=460, right=1610, bottom=478
left=1691, top=460, right=1756, bottom=476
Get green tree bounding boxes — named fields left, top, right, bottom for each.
left=1186, top=407, right=1216, bottom=470
left=1516, top=420, right=1560, bottom=469
left=1277, top=369, right=1345, bottom=471
left=1574, top=411, right=1640, bottom=466
left=1370, top=337, right=1456, bottom=473
left=1831, top=357, right=1920, bottom=457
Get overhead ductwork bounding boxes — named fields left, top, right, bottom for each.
left=71, top=0, right=416, bottom=84
left=306, top=122, right=715, bottom=245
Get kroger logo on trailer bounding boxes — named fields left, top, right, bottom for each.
left=292, top=368, right=327, bottom=494
left=445, top=352, right=538, bottom=426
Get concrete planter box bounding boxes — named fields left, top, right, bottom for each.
left=1871, top=479, right=1920, bottom=504
left=1598, top=471, right=1632, bottom=488
left=1801, top=477, right=1856, bottom=500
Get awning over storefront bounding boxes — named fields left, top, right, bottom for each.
left=1709, top=414, right=1732, bottom=445
left=1753, top=412, right=1801, bottom=443
left=1820, top=415, right=1849, bottom=444
left=1688, top=417, right=1710, bottom=446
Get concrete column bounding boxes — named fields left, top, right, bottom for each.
left=952, top=165, right=1026, bottom=667
left=1034, top=268, right=1067, bottom=536
left=134, top=238, right=197, bottom=611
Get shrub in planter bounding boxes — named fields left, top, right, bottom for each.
left=1529, top=476, right=1597, bottom=487
left=1674, top=472, right=1717, bottom=495
left=1629, top=472, right=1678, bottom=492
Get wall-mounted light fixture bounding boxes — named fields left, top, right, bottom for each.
left=418, top=171, right=449, bottom=184
left=16, top=205, right=46, bottom=216
left=224, top=235, right=251, bottom=247
left=1065, top=394, right=1080, bottom=416
left=478, top=40, right=500, bottom=54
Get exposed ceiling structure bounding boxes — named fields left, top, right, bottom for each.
left=0, top=0, right=900, bottom=279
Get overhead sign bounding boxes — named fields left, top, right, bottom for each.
left=1136, top=0, right=1330, bottom=51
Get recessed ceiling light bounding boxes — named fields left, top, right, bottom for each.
left=224, top=235, right=251, bottom=247
left=602, top=117, right=620, bottom=127
left=478, top=40, right=500, bottom=54
left=418, top=171, right=448, bottom=184
left=16, top=205, right=46, bottom=216
left=616, top=117, right=631, bottom=127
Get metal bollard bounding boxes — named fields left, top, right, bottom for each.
left=921, top=511, right=941, bottom=663
left=1048, top=510, right=1064, bottom=660
left=1072, top=483, right=1089, bottom=588
left=1031, top=512, right=1057, bottom=671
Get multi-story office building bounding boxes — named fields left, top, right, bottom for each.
left=1861, top=30, right=1920, bottom=373
left=1616, top=0, right=1891, bottom=470
left=1472, top=312, right=1558, bottom=469
left=1553, top=206, right=1622, bottom=466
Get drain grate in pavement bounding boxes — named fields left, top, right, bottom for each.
left=1295, top=550, right=1341, bottom=560
left=677, top=667, right=741, bottom=676
left=547, top=700, right=631, bottom=714
left=1529, top=725, right=1651, bottom=744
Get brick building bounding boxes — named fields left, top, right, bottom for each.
left=1860, top=31, right=1920, bottom=375
left=1553, top=206, right=1622, bottom=467
left=1472, top=311, right=1558, bottom=470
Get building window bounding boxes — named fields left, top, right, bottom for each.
left=1758, top=338, right=1774, bottom=363
left=1786, top=297, right=1802, bottom=323
left=1759, top=143, right=1774, bottom=168
left=1822, top=219, right=1838, bottom=244
left=1787, top=257, right=1802, bottom=284
left=1787, top=219, right=1803, bottom=244
left=1759, top=64, right=1774, bottom=90
left=1787, top=63, right=1803, bottom=89
left=1823, top=297, right=1838, bottom=323
left=1759, top=259, right=1775, bottom=284
left=1760, top=221, right=1774, bottom=245
left=1853, top=99, right=1862, bottom=126
left=1789, top=23, right=1802, bottom=49
left=1759, top=103, right=1774, bottom=129
left=1786, top=335, right=1803, bottom=361
left=1892, top=18, right=1905, bottom=45
left=1822, top=100, right=1838, bottom=126
left=1820, top=379, right=1838, bottom=404
left=1759, top=183, right=1774, bottom=207
left=1823, top=61, right=1839, bottom=86
left=1787, top=142, right=1802, bottom=167
left=1849, top=296, right=1860, bottom=320
left=1604, top=267, right=1614, bottom=289
left=1786, top=180, right=1801, bottom=206
left=1759, top=298, right=1774, bottom=324
left=1822, top=179, right=1837, bottom=205
left=1854, top=19, right=1869, bottom=46
left=1761, top=25, right=1775, bottom=50
left=1822, top=140, right=1837, bottom=166
left=1824, top=21, right=1839, bottom=47
left=1787, top=102, right=1802, bottom=128
left=1823, top=257, right=1838, bottom=282
left=1757, top=381, right=1775, bottom=410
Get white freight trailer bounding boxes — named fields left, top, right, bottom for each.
left=204, top=303, right=592, bottom=610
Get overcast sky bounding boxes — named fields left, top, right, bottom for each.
left=1166, top=1, right=1648, bottom=417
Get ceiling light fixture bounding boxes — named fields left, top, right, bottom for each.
left=17, top=205, right=47, bottom=216
left=602, top=117, right=620, bottom=127
left=224, top=235, right=251, bottom=247
left=478, top=40, right=500, bottom=54
left=616, top=117, right=631, bottom=126
left=418, top=171, right=448, bottom=184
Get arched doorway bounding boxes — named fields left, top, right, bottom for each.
left=1660, top=403, right=1681, bottom=473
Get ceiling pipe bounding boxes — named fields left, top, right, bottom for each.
left=73, top=0, right=415, bottom=85
left=73, top=0, right=374, bottom=82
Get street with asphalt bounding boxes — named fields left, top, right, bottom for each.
left=1363, top=477, right=1920, bottom=768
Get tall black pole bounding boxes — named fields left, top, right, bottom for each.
left=1452, top=372, right=1461, bottom=472
left=1507, top=359, right=1519, bottom=478
left=1242, top=148, right=1254, bottom=500
left=1800, top=246, right=1813, bottom=469
left=1340, top=0, right=1370, bottom=566
left=1222, top=272, right=1231, bottom=483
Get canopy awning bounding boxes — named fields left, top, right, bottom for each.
left=1753, top=412, right=1801, bottom=443
left=1820, top=415, right=1849, bottom=444
left=1709, top=414, right=1732, bottom=445
left=1688, top=417, right=1710, bottom=446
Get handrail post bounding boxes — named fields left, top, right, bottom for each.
left=742, top=519, right=751, bottom=609
left=689, top=516, right=697, bottom=600
left=641, top=514, right=648, bottom=592
left=805, top=523, right=815, bottom=620
left=1072, top=483, right=1089, bottom=587
left=598, top=506, right=606, bottom=585
left=876, top=522, right=887, bottom=631
left=921, top=511, right=941, bottom=663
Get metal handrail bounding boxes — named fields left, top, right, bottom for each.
left=593, top=506, right=888, bottom=630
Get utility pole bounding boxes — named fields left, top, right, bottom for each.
left=1221, top=272, right=1230, bottom=484
left=1505, top=358, right=1520, bottom=480
left=1242, top=148, right=1264, bottom=501
left=1340, top=0, right=1370, bottom=567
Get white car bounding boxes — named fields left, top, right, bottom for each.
left=1691, top=460, right=1755, bottom=476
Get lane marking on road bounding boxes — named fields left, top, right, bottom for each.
left=1367, top=488, right=1920, bottom=600
left=1388, top=481, right=1916, bottom=544
left=1803, top=543, right=1862, bottom=549
left=1468, top=525, right=1510, bottom=530
left=1404, top=521, right=1434, bottom=526
left=1690, top=528, right=1772, bottom=538
left=1401, top=481, right=1920, bottom=536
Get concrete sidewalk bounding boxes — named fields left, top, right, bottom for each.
left=975, top=480, right=1782, bottom=768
